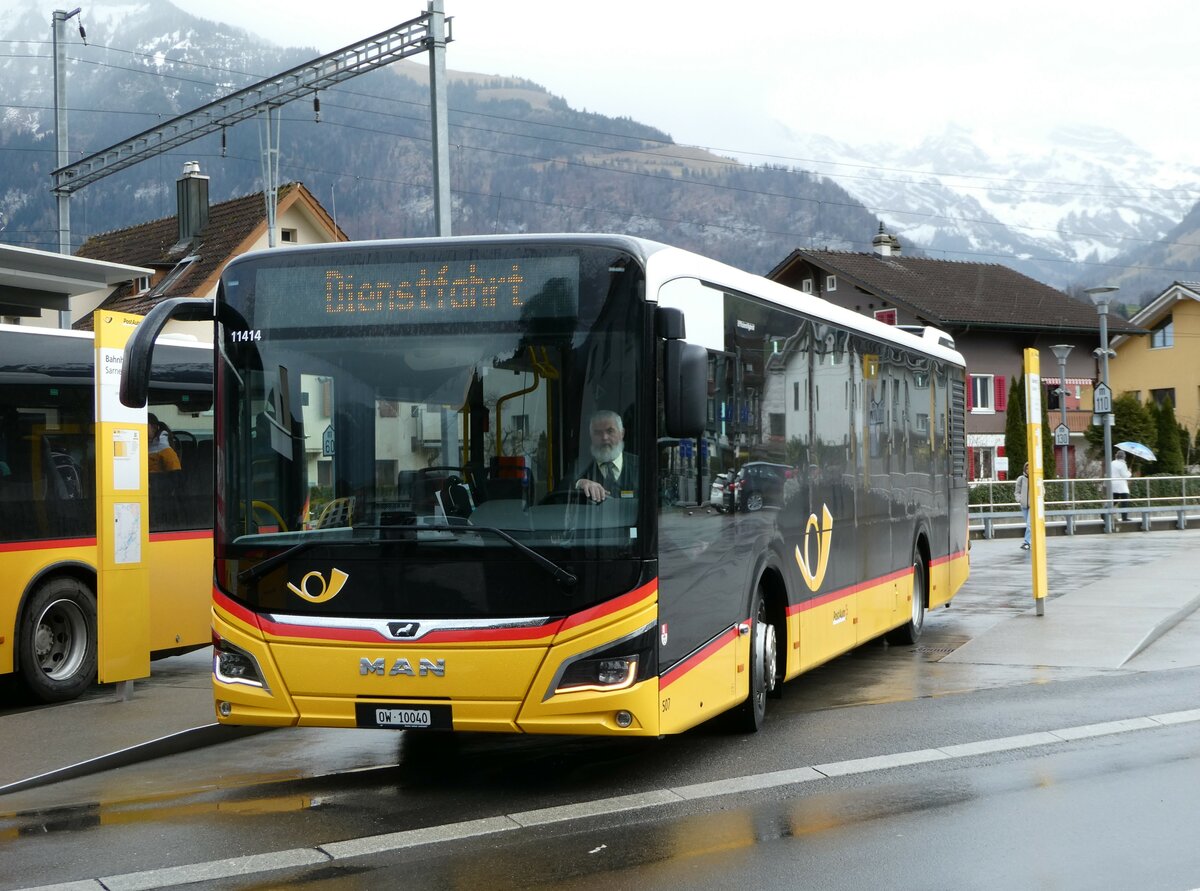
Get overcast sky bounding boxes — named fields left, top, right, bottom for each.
left=169, top=0, right=1199, bottom=166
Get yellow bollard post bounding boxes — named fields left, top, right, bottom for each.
left=1024, top=348, right=1049, bottom=615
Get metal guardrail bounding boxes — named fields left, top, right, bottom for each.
left=968, top=474, right=1200, bottom=538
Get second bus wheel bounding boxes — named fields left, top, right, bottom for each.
left=734, top=587, right=778, bottom=732
left=17, top=577, right=97, bottom=703
left=887, top=543, right=927, bottom=646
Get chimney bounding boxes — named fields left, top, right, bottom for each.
left=872, top=223, right=901, bottom=257
left=176, top=161, right=209, bottom=245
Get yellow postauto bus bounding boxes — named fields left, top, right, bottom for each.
left=0, top=324, right=212, bottom=702
left=122, top=235, right=969, bottom=736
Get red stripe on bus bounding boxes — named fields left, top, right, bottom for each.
left=255, top=615, right=563, bottom=646
left=149, top=530, right=213, bottom=542
left=558, top=578, right=658, bottom=632
left=0, top=537, right=95, bottom=553
left=214, top=589, right=263, bottom=630
left=788, top=565, right=913, bottom=616
left=660, top=625, right=741, bottom=690
left=931, top=549, right=967, bottom=567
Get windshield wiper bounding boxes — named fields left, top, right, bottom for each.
left=237, top=539, right=348, bottom=585
left=356, top=523, right=578, bottom=588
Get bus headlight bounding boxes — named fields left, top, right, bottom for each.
left=557, top=656, right=639, bottom=693
left=549, top=624, right=657, bottom=698
left=213, top=631, right=269, bottom=690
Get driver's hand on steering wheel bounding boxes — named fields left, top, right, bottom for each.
left=575, top=478, right=607, bottom=503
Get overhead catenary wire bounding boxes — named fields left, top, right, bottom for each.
left=1, top=38, right=1198, bottom=274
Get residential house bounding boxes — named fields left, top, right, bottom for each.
left=1110, top=281, right=1200, bottom=435
left=53, top=162, right=349, bottom=486
left=767, top=227, right=1141, bottom=480
left=30, top=162, right=348, bottom=335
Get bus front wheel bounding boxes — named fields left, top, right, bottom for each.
left=18, top=578, right=97, bottom=703
left=734, top=587, right=778, bottom=733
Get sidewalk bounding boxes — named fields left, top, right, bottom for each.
left=945, top=531, right=1200, bottom=670
left=3, top=530, right=1199, bottom=796
left=0, top=648, right=254, bottom=795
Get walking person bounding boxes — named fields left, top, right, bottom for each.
left=1015, top=462, right=1031, bottom=550
left=1112, top=450, right=1132, bottom=522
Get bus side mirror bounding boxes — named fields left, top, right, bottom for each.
left=120, top=297, right=215, bottom=408
left=663, top=339, right=707, bottom=438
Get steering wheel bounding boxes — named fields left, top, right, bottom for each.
left=540, top=488, right=598, bottom=506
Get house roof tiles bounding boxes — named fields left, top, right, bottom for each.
left=73, top=182, right=342, bottom=329
left=769, top=248, right=1142, bottom=336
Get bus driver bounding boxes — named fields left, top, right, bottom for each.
left=575, top=409, right=637, bottom=503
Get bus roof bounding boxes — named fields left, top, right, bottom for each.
left=223, top=234, right=965, bottom=367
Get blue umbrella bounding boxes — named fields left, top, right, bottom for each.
left=1116, top=441, right=1156, bottom=462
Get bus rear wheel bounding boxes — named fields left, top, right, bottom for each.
left=18, top=578, right=97, bottom=703
left=734, top=588, right=778, bottom=733
left=887, top=546, right=927, bottom=646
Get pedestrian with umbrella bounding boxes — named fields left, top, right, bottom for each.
left=1112, top=450, right=1133, bottom=522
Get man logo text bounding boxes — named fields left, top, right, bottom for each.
left=360, top=657, right=446, bottom=677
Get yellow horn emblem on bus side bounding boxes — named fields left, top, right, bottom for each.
left=795, top=504, right=833, bottom=592
left=286, top=568, right=349, bottom=603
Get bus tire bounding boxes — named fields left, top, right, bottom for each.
left=17, top=578, right=97, bottom=703
left=887, top=544, right=927, bottom=646
left=734, top=587, right=778, bottom=733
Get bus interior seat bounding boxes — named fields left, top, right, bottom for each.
left=187, top=438, right=214, bottom=497
left=314, top=496, right=355, bottom=528
left=486, top=456, right=528, bottom=501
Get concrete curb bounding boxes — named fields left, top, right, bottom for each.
left=0, top=724, right=271, bottom=797
left=1121, top=590, right=1200, bottom=666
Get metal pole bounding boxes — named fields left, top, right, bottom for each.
left=428, top=0, right=452, bottom=236
left=1087, top=286, right=1118, bottom=534
left=52, top=8, right=79, bottom=328
left=1051, top=344, right=1073, bottom=512
left=1099, top=308, right=1113, bottom=532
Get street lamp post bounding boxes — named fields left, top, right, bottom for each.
left=1086, top=286, right=1119, bottom=533
left=1051, top=344, right=1074, bottom=522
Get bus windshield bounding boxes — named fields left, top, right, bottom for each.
left=217, top=242, right=648, bottom=617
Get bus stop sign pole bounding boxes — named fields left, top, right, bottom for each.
left=1024, top=348, right=1049, bottom=614
left=93, top=310, right=151, bottom=689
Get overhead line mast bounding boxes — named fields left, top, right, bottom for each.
left=52, top=2, right=453, bottom=247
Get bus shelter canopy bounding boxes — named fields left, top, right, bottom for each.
left=0, top=244, right=151, bottom=317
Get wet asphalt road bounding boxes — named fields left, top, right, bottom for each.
left=2, top=532, right=1199, bottom=890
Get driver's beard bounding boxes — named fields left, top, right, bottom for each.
left=591, top=441, right=624, bottom=464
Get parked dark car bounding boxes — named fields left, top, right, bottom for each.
left=730, top=461, right=794, bottom=511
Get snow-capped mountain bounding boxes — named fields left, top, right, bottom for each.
left=777, top=123, right=1200, bottom=289
left=5, top=0, right=1198, bottom=294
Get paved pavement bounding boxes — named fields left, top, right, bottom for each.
left=2, top=527, right=1198, bottom=796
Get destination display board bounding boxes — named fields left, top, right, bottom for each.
left=246, top=254, right=581, bottom=328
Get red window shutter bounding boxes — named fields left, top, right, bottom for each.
left=994, top=376, right=1007, bottom=412
left=967, top=446, right=974, bottom=480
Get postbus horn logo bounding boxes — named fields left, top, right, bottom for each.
left=795, top=504, right=833, bottom=592
left=286, top=568, right=349, bottom=603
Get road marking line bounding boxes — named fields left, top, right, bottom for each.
left=319, top=816, right=520, bottom=859
left=100, top=849, right=329, bottom=891
left=672, top=766, right=825, bottom=799
left=814, top=747, right=949, bottom=777
left=509, top=790, right=683, bottom=826
left=938, top=731, right=1061, bottom=757
left=20, top=707, right=1200, bottom=891
left=1051, top=716, right=1159, bottom=740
